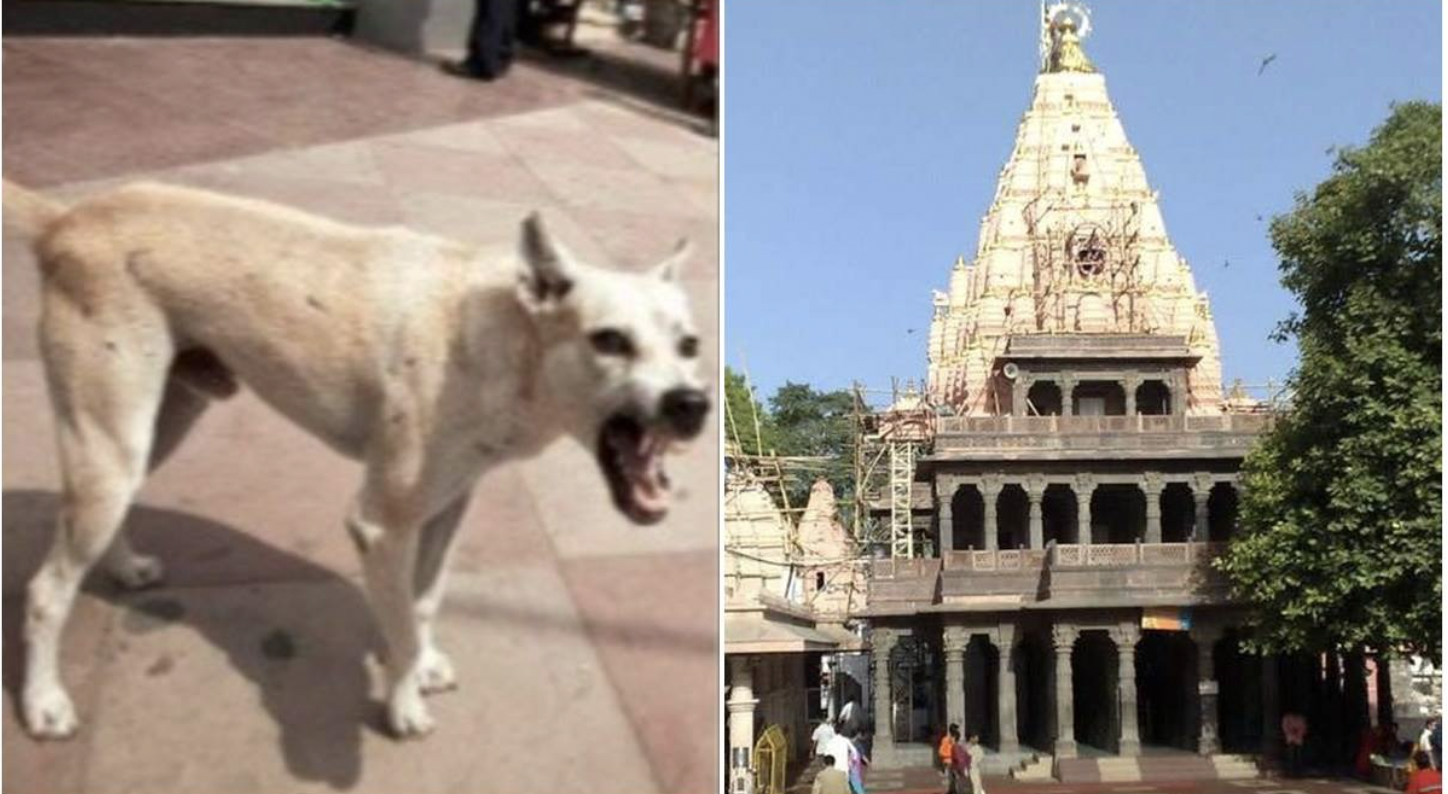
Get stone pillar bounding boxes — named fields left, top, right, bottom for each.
left=1026, top=477, right=1046, bottom=550
left=1170, top=371, right=1187, bottom=416
left=944, top=627, right=967, bottom=735
left=1191, top=624, right=1224, bottom=755
left=938, top=478, right=956, bottom=555
left=727, top=656, right=759, bottom=794
left=1012, top=376, right=1029, bottom=417
left=1052, top=625, right=1079, bottom=758
left=1074, top=474, right=1096, bottom=546
left=1115, top=624, right=1142, bottom=756
left=1191, top=475, right=1213, bottom=542
left=1262, top=653, right=1281, bottom=762
left=998, top=623, right=1020, bottom=754
left=1061, top=376, right=1078, bottom=417
left=1143, top=473, right=1164, bottom=544
left=872, top=629, right=899, bottom=754
left=1124, top=374, right=1141, bottom=416
left=982, top=475, right=1002, bottom=552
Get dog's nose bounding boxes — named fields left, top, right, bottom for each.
left=661, top=388, right=710, bottom=438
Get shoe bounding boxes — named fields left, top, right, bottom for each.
left=440, top=60, right=505, bottom=82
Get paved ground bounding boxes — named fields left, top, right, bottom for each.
left=865, top=769, right=1401, bottom=794
left=3, top=35, right=717, bottom=794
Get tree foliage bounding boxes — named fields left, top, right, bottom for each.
left=723, top=369, right=857, bottom=522
left=1219, top=102, right=1442, bottom=658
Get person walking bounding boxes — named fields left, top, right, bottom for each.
left=443, top=0, right=518, bottom=81
left=812, top=756, right=851, bottom=794
left=1282, top=710, right=1308, bottom=778
left=813, top=720, right=837, bottom=763
left=1407, top=751, right=1443, bottom=794
left=965, top=732, right=986, bottom=794
left=846, top=729, right=870, bottom=794
left=938, top=724, right=959, bottom=794
left=950, top=729, right=972, bottom=794
left=825, top=723, right=855, bottom=775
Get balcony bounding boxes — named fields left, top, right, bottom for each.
left=931, top=413, right=1271, bottom=460
left=864, top=542, right=1232, bottom=613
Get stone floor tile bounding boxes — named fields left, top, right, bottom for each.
left=29, top=569, right=660, bottom=794
left=371, top=140, right=559, bottom=207
left=560, top=551, right=719, bottom=794
left=524, top=158, right=711, bottom=220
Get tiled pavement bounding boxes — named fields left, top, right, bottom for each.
left=3, top=36, right=717, bottom=794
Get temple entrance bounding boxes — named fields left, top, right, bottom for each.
left=890, top=634, right=942, bottom=744
left=1215, top=631, right=1263, bottom=753
left=1073, top=632, right=1119, bottom=753
left=963, top=636, right=1000, bottom=746
left=1016, top=634, right=1053, bottom=750
left=1137, top=631, right=1196, bottom=750
left=1090, top=484, right=1144, bottom=544
left=951, top=486, right=985, bottom=551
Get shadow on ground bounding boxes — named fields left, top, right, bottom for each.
left=3, top=489, right=378, bottom=789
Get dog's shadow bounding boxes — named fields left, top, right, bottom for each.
left=3, top=489, right=377, bottom=790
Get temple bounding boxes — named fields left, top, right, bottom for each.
left=859, top=2, right=1363, bottom=782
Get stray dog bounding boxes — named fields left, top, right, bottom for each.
left=3, top=179, right=710, bottom=739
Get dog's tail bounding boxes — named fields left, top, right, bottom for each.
left=3, top=179, right=65, bottom=238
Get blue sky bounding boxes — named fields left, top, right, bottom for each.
left=723, top=0, right=1441, bottom=404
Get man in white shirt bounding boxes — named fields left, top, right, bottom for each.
left=826, top=727, right=855, bottom=773
left=811, top=720, right=836, bottom=760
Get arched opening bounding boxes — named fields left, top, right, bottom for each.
left=964, top=636, right=1000, bottom=747
left=998, top=485, right=1029, bottom=549
left=1135, top=380, right=1172, bottom=415
left=1042, top=484, right=1078, bottom=545
left=1072, top=380, right=1127, bottom=416
left=1073, top=632, right=1119, bottom=753
left=951, top=486, right=985, bottom=551
left=1090, top=484, right=1144, bottom=544
left=1027, top=381, right=1063, bottom=416
left=1016, top=634, right=1053, bottom=750
left=1160, top=483, right=1195, bottom=543
left=1208, top=483, right=1239, bottom=541
left=1137, top=631, right=1196, bottom=750
left=1216, top=630, right=1264, bottom=753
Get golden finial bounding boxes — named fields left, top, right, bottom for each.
left=1043, top=2, right=1096, bottom=74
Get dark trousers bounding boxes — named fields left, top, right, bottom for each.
left=464, top=0, right=517, bottom=77
left=1286, top=744, right=1302, bottom=777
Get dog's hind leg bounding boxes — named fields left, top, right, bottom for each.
left=101, top=379, right=211, bottom=590
left=24, top=295, right=172, bottom=739
left=412, top=493, right=472, bottom=695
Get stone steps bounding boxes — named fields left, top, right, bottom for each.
left=1056, top=753, right=1261, bottom=783
left=4, top=0, right=356, bottom=37
left=1010, top=752, right=1056, bottom=781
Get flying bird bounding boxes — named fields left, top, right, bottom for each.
left=1257, top=54, right=1277, bottom=76
left=1222, top=259, right=1231, bottom=269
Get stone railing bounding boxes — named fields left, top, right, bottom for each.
left=870, top=557, right=942, bottom=580
left=935, top=414, right=1271, bottom=435
left=942, top=549, right=1049, bottom=571
left=1050, top=541, right=1226, bottom=568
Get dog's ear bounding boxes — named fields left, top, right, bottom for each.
left=517, top=212, right=577, bottom=310
left=650, top=238, right=692, bottom=283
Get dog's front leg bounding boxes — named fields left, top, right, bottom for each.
left=347, top=489, right=434, bottom=738
left=413, top=492, right=472, bottom=695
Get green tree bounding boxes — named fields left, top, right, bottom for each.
left=1219, top=102, right=1442, bottom=659
left=724, top=366, right=777, bottom=455
left=769, top=382, right=857, bottom=512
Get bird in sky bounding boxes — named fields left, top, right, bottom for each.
left=1222, top=259, right=1231, bottom=269
left=1258, top=54, right=1278, bottom=76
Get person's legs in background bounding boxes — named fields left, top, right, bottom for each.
left=448, top=0, right=516, bottom=80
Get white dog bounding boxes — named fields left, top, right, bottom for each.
left=3, top=180, right=710, bottom=739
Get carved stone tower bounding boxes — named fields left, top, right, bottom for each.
left=927, top=2, right=1224, bottom=415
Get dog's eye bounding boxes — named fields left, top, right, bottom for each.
left=678, top=335, right=700, bottom=358
left=589, top=329, right=635, bottom=357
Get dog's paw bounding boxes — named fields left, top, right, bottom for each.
left=108, top=553, right=165, bottom=590
left=418, top=648, right=457, bottom=695
left=387, top=689, right=435, bottom=739
left=23, top=686, right=79, bottom=740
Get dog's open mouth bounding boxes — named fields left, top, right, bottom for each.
left=598, top=414, right=674, bottom=525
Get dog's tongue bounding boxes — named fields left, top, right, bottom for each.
left=625, top=431, right=669, bottom=515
